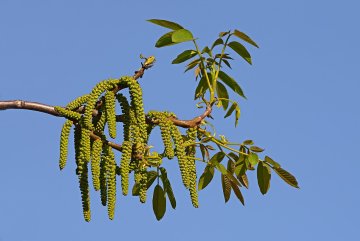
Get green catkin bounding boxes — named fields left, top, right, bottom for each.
left=91, top=139, right=102, bottom=191
left=84, top=79, right=121, bottom=130
left=159, top=117, right=175, bottom=159
left=105, top=91, right=117, bottom=139
left=116, top=93, right=131, bottom=141
left=76, top=127, right=91, bottom=176
left=54, top=106, right=82, bottom=121
left=170, top=124, right=190, bottom=188
left=66, top=94, right=90, bottom=110
left=74, top=124, right=82, bottom=175
left=59, top=119, right=73, bottom=170
left=123, top=76, right=147, bottom=142
left=94, top=107, right=107, bottom=134
left=99, top=155, right=107, bottom=206
left=104, top=145, right=117, bottom=220
left=186, top=127, right=199, bottom=208
left=120, top=141, right=132, bottom=195
left=79, top=161, right=91, bottom=222
left=139, top=162, right=147, bottom=203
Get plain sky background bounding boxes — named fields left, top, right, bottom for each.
left=0, top=0, right=359, bottom=240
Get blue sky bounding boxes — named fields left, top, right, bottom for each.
left=0, top=0, right=359, bottom=240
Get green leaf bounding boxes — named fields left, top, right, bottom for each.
left=172, top=50, right=197, bottom=64
left=250, top=146, right=264, bottom=153
left=228, top=41, right=252, bottom=65
left=216, top=81, right=229, bottom=110
left=147, top=19, right=183, bottom=30
left=233, top=29, right=259, bottom=48
left=228, top=152, right=238, bottom=162
left=199, top=144, right=209, bottom=161
left=273, top=167, right=299, bottom=188
left=248, top=152, right=259, bottom=166
left=211, top=38, right=224, bottom=49
left=159, top=167, right=176, bottom=209
left=234, top=161, right=247, bottom=177
left=184, top=58, right=201, bottom=72
left=222, top=59, right=232, bottom=69
left=221, top=174, right=232, bottom=203
left=194, top=76, right=209, bottom=99
left=219, top=31, right=230, bottom=37
left=257, top=161, right=271, bottom=195
left=230, top=181, right=245, bottom=205
left=215, top=163, right=228, bottom=175
left=198, top=165, right=215, bottom=191
left=155, top=31, right=176, bottom=48
left=172, top=29, right=194, bottom=43
left=224, top=102, right=236, bottom=118
left=152, top=184, right=166, bottom=221
left=227, top=159, right=235, bottom=174
left=243, top=140, right=254, bottom=145
left=132, top=171, right=158, bottom=196
left=209, top=151, right=226, bottom=165
left=238, top=173, right=249, bottom=189
left=202, top=46, right=211, bottom=56
left=218, top=71, right=246, bottom=99
left=264, top=156, right=281, bottom=168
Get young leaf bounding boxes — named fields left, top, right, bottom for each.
left=211, top=38, right=224, bottom=50
left=218, top=71, right=246, bottom=99
left=242, top=140, right=254, bottom=145
left=155, top=31, right=176, bottom=48
left=209, top=151, right=226, bottom=165
left=248, top=152, right=259, bottom=166
left=160, top=167, right=177, bottom=209
left=184, top=58, right=201, bottom=72
left=147, top=19, right=184, bottom=30
left=228, top=41, right=252, bottom=65
left=172, top=29, right=194, bottom=43
left=233, top=29, right=259, bottom=48
left=216, top=81, right=229, bottom=110
left=257, top=161, right=271, bottom=195
left=152, top=184, right=166, bottom=221
left=202, top=46, right=212, bottom=56
left=234, top=161, right=247, bottom=177
left=250, top=146, right=264, bottom=153
left=273, top=167, right=299, bottom=188
left=219, top=31, right=230, bottom=37
left=172, top=50, right=197, bottom=64
left=221, top=174, right=232, bottom=203
left=230, top=181, right=245, bottom=205
left=194, top=76, right=209, bottom=99
left=238, top=173, right=249, bottom=189
left=215, top=162, right=228, bottom=175
left=198, top=165, right=215, bottom=191
left=264, top=156, right=281, bottom=168
left=222, top=59, right=232, bottom=69
left=199, top=144, right=209, bottom=161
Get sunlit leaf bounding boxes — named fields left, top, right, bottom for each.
left=215, top=163, right=228, bottom=175
left=172, top=29, right=194, bottom=43
left=198, top=165, right=215, bottom=191
left=264, top=156, right=281, bottom=168
left=211, top=38, right=224, bottom=49
left=172, top=50, right=197, bottom=64
left=250, top=146, right=264, bottom=153
left=202, top=46, right=211, bottom=56
left=209, top=151, right=226, bottom=165
left=159, top=167, right=176, bottom=209
left=257, top=161, right=271, bottom=195
left=228, top=41, right=252, bottom=65
left=219, top=31, right=230, bottom=37
left=248, top=152, right=259, bottom=166
left=218, top=71, right=246, bottom=99
left=184, top=58, right=201, bottom=72
left=234, top=161, right=247, bottom=177
left=221, top=174, right=232, bottom=203
left=273, top=167, right=299, bottom=188
left=227, top=159, right=235, bottom=174
left=233, top=29, right=259, bottom=48
left=230, top=181, right=245, bottom=205
left=147, top=19, right=184, bottom=30
left=152, top=184, right=166, bottom=220
left=155, top=31, right=176, bottom=48
left=216, top=81, right=229, bottom=110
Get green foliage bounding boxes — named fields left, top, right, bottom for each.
left=50, top=19, right=299, bottom=222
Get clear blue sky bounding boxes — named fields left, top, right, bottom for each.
left=0, top=0, right=359, bottom=240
